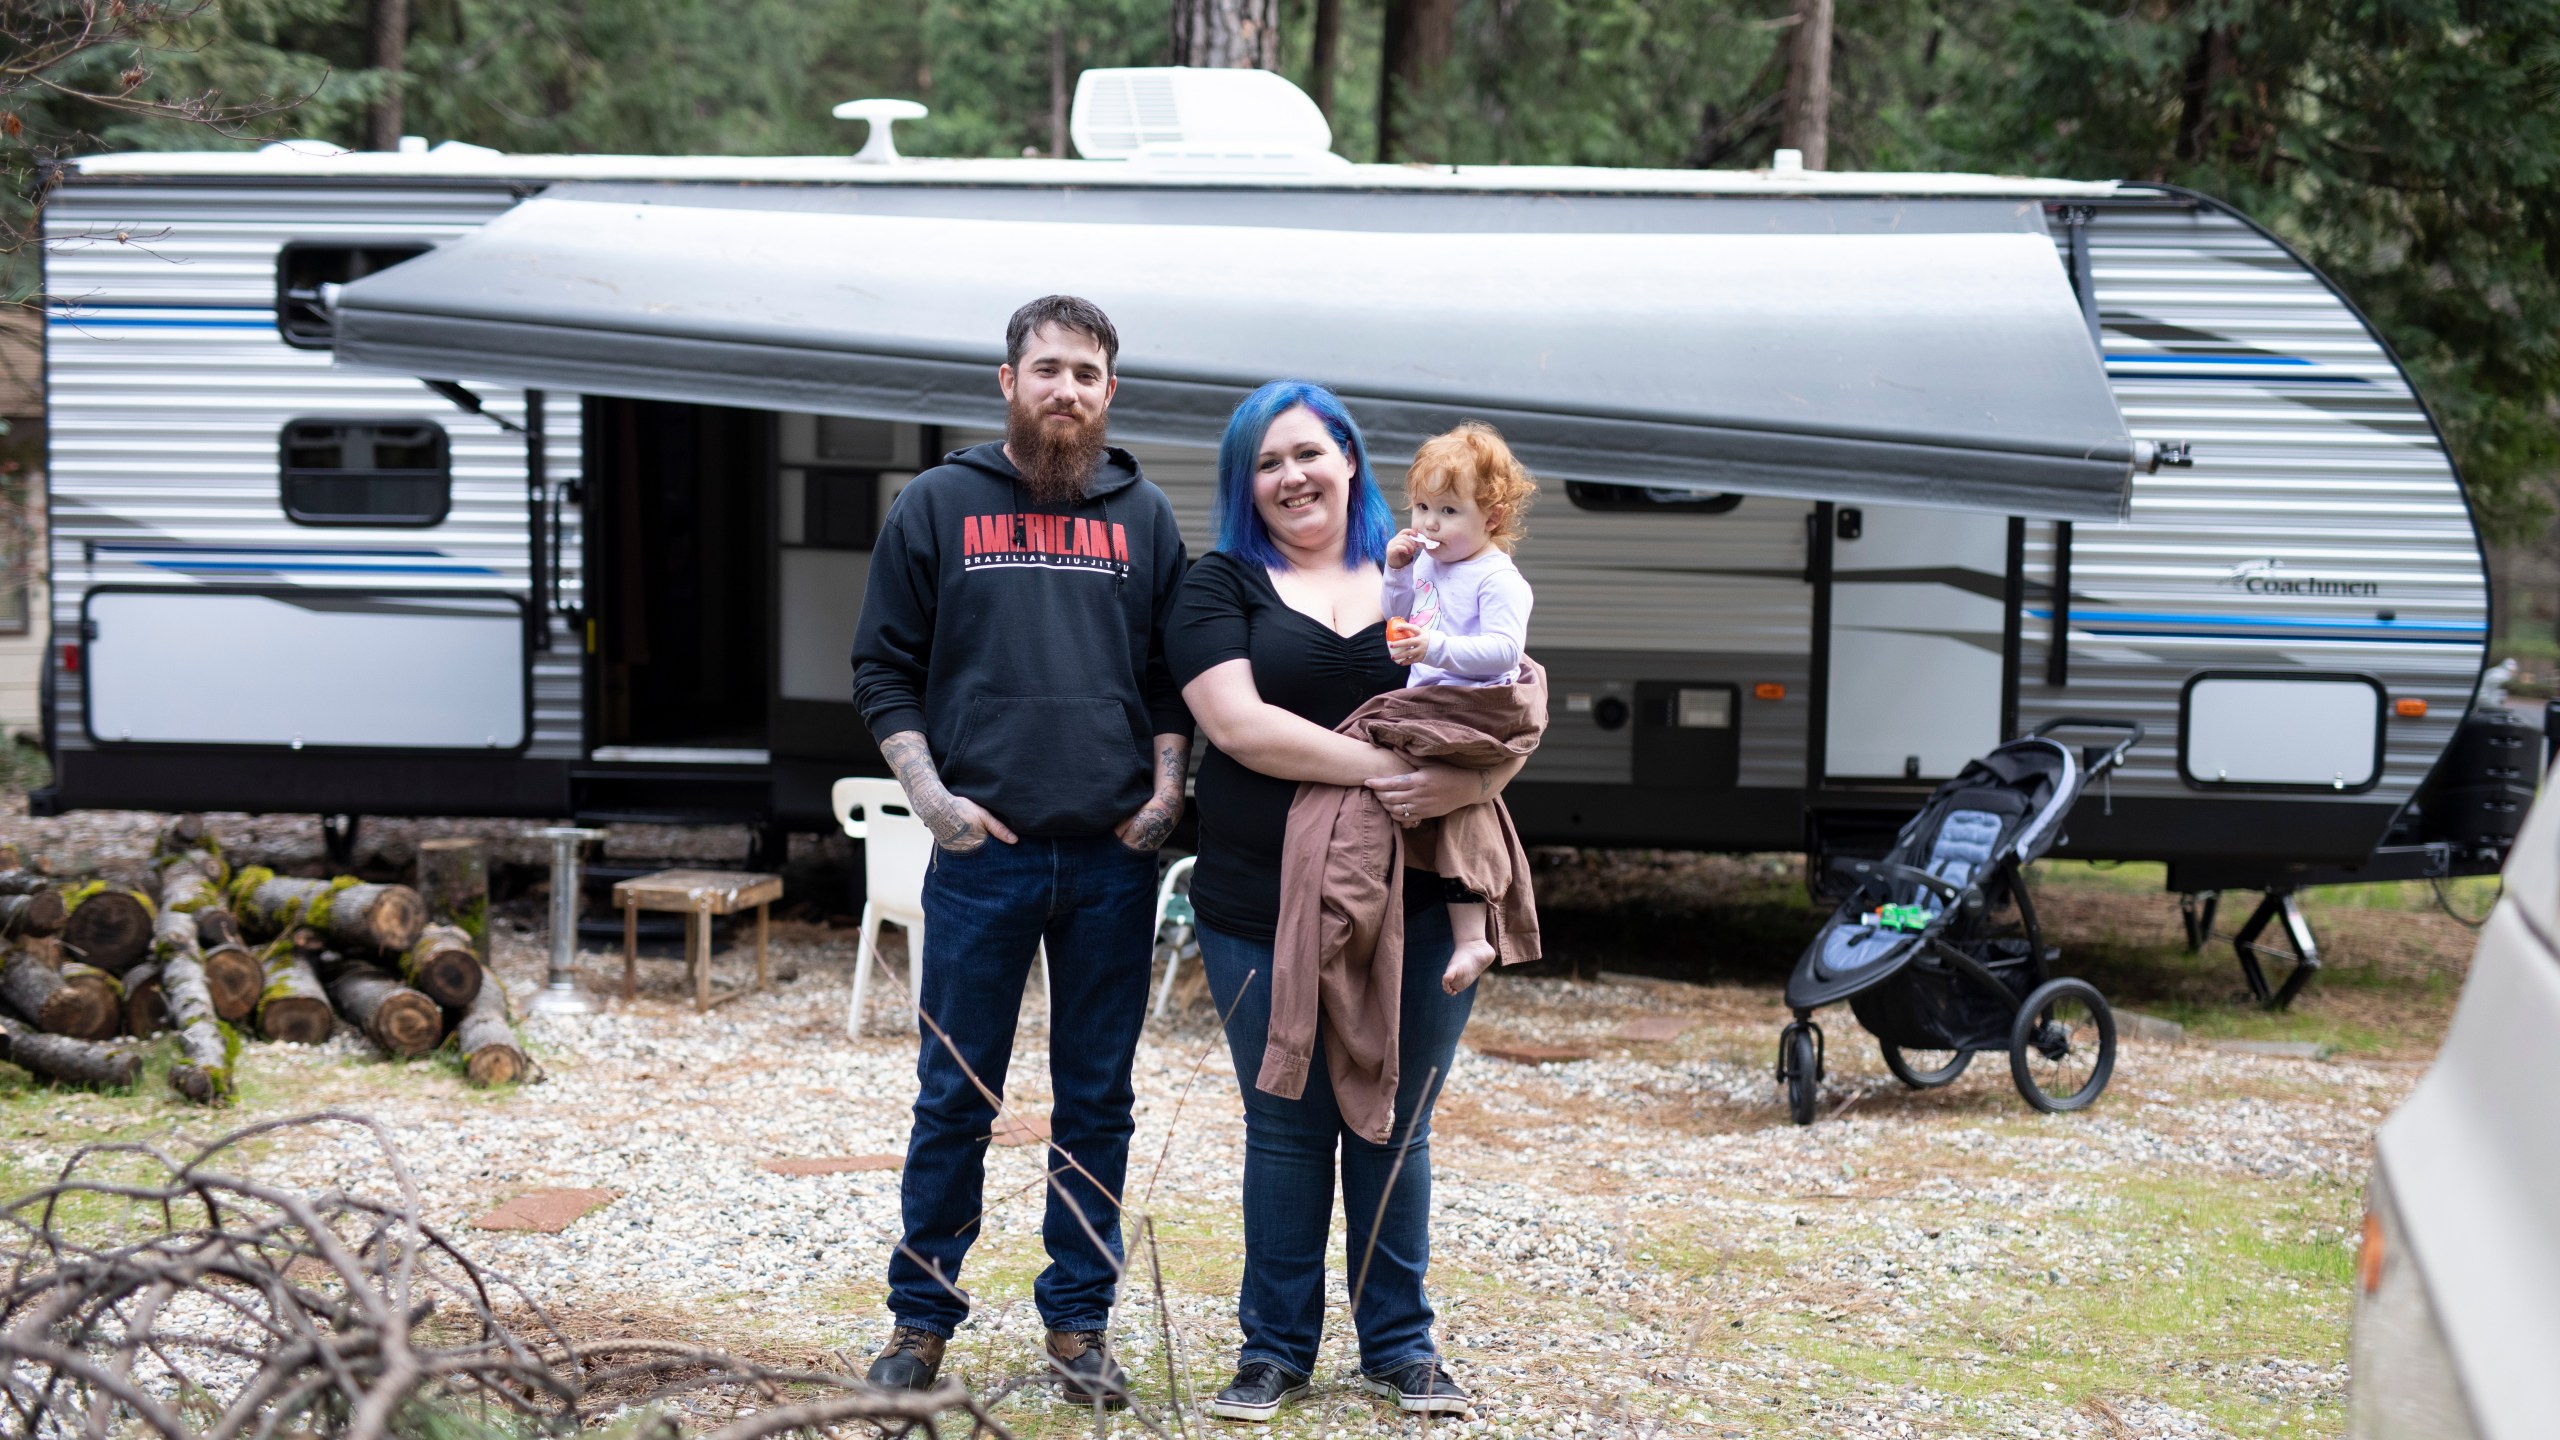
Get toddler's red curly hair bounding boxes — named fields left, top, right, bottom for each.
left=1405, top=422, right=1537, bottom=554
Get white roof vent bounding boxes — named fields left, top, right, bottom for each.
left=1071, top=67, right=1332, bottom=162
left=834, top=98, right=928, bottom=162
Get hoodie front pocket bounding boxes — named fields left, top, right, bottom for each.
left=943, top=695, right=1149, bottom=837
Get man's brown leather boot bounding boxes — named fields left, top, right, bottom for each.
left=866, top=1325, right=946, bottom=1391
left=1045, top=1328, right=1131, bottom=1409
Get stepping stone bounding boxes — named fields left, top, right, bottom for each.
left=1472, top=1042, right=1596, bottom=1066
left=2204, top=1038, right=2332, bottom=1061
left=2115, top=1010, right=2186, bottom=1043
left=992, top=1112, right=1052, bottom=1146
left=1611, top=1016, right=1696, bottom=1043
left=761, top=1155, right=903, bottom=1176
left=472, top=1188, right=620, bottom=1233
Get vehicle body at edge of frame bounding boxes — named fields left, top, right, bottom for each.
left=2347, top=780, right=2560, bottom=1439
left=31, top=72, right=2516, bottom=930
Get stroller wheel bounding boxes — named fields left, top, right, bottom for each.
left=2008, top=978, right=2116, bottom=1113
left=1881, top=1042, right=1971, bottom=1089
left=1780, top=1023, right=1822, bottom=1126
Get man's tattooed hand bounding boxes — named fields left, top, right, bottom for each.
left=880, top=730, right=1016, bottom=852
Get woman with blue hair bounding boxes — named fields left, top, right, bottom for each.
left=1167, top=380, right=1523, bottom=1421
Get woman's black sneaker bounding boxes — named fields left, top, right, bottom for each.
left=1045, top=1329, right=1131, bottom=1410
left=1208, top=1361, right=1312, bottom=1422
left=1357, top=1359, right=1471, bottom=1415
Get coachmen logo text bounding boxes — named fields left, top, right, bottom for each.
left=2224, top=559, right=2379, bottom=598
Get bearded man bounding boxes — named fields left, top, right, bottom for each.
left=850, top=295, right=1190, bottom=1406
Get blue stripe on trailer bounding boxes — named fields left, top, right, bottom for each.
left=137, top=560, right=499, bottom=575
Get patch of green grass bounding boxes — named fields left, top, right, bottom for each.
left=1787, top=1173, right=2356, bottom=1437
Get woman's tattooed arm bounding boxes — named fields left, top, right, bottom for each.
left=1116, top=734, right=1191, bottom=851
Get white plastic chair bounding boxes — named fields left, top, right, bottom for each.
left=1150, top=854, right=1199, bottom=1019
left=832, top=776, right=1049, bottom=1038
left=834, top=778, right=933, bottom=1038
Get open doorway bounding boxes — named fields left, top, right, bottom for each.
left=588, top=398, right=772, bottom=756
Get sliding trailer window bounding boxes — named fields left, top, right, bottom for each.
left=1565, top=481, right=1743, bottom=515
left=279, top=419, right=452, bottom=526
left=276, top=242, right=431, bottom=349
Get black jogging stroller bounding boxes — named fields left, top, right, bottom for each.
left=1777, top=718, right=2145, bottom=1124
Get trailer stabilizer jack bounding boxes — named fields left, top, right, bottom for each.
left=2231, top=889, right=2320, bottom=1010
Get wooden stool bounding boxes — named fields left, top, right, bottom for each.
left=612, top=869, right=783, bottom=1011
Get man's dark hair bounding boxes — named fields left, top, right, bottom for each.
left=1005, top=295, right=1120, bottom=374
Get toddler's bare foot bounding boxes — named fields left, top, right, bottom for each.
left=1442, top=939, right=1498, bottom=995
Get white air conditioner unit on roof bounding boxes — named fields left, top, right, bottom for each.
left=1070, top=67, right=1337, bottom=164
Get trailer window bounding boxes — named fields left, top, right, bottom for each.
left=279, top=420, right=452, bottom=526
left=1564, top=481, right=1743, bottom=514
left=275, top=243, right=431, bottom=349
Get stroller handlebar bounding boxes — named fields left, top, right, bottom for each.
left=2027, top=715, right=2146, bottom=775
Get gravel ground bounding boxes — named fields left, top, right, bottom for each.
left=0, top=808, right=2417, bottom=1439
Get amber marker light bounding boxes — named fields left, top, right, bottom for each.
left=2394, top=697, right=2428, bottom=718
left=2359, top=1210, right=2385, bottom=1294
left=1754, top=683, right=1786, bottom=701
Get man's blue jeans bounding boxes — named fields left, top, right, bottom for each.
left=1198, top=895, right=1473, bottom=1378
left=886, top=833, right=1156, bottom=1338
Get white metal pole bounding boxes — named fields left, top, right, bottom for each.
left=530, top=826, right=608, bottom=1015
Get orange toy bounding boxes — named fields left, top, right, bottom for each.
left=1385, top=616, right=1421, bottom=644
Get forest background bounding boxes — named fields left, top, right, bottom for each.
left=3, top=0, right=2556, bottom=654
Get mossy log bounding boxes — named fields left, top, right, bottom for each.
left=256, top=949, right=336, bottom=1045
left=122, top=960, right=169, bottom=1037
left=60, top=886, right=154, bottom=975
left=0, top=1014, right=139, bottom=1089
left=398, top=924, right=484, bottom=1010
left=159, top=952, right=234, bottom=1104
left=417, top=837, right=489, bottom=947
left=231, top=871, right=425, bottom=955
left=0, top=891, right=66, bottom=939
left=454, top=979, right=526, bottom=1087
left=156, top=841, right=227, bottom=912
left=325, top=962, right=443, bottom=1058
left=200, top=943, right=262, bottom=1023
left=195, top=907, right=246, bottom=950
left=156, top=813, right=209, bottom=853
left=150, top=900, right=249, bottom=1030
left=0, top=944, right=120, bottom=1040
left=57, top=964, right=123, bottom=1039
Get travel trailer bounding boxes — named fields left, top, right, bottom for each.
left=35, top=70, right=2511, bottom=968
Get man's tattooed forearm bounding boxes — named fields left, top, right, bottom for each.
left=880, top=731, right=975, bottom=845
left=1122, top=737, right=1190, bottom=851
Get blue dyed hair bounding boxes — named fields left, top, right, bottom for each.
left=1214, top=380, right=1395, bottom=572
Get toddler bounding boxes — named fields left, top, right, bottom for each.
left=1382, top=422, right=1538, bottom=994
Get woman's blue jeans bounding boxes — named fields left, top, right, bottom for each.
left=1199, top=895, right=1473, bottom=1379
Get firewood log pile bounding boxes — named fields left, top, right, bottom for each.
left=0, top=1113, right=1013, bottom=1440
left=0, top=818, right=529, bottom=1104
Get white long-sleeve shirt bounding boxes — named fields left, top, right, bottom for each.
left=1380, top=547, right=1533, bottom=688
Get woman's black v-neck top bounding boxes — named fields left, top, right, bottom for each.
left=1167, top=550, right=1407, bottom=940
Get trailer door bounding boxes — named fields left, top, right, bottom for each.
left=1821, top=504, right=2011, bottom=784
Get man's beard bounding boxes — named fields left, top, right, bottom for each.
left=1007, top=397, right=1109, bottom=505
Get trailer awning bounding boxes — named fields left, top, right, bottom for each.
left=333, top=184, right=2136, bottom=519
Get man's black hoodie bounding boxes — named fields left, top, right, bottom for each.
left=851, top=441, right=1189, bottom=838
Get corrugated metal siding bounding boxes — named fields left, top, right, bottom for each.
left=43, top=183, right=584, bottom=760
left=2021, top=203, right=2486, bottom=805
left=1097, top=427, right=1814, bottom=789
